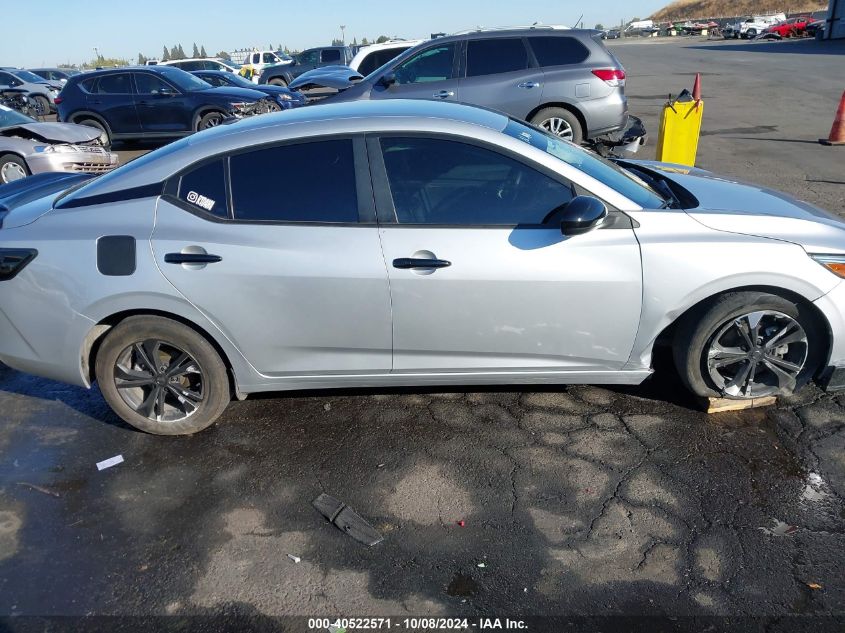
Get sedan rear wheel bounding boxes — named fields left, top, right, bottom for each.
left=0, top=153, right=30, bottom=184
left=674, top=291, right=823, bottom=400
left=95, top=316, right=230, bottom=435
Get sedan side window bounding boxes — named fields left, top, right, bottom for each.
left=393, top=44, right=455, bottom=84
left=178, top=158, right=229, bottom=218
left=229, top=140, right=358, bottom=222
left=380, top=137, right=573, bottom=225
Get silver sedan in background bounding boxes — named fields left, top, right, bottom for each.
left=0, top=104, right=117, bottom=183
left=1, top=100, right=844, bottom=435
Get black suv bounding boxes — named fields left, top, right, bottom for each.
left=56, top=66, right=270, bottom=145
left=259, top=46, right=353, bottom=87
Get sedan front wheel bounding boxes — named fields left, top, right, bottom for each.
left=673, top=291, right=823, bottom=400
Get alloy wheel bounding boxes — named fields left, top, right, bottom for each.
left=539, top=117, right=574, bottom=141
left=0, top=161, right=27, bottom=183
left=706, top=310, right=808, bottom=398
left=113, top=339, right=204, bottom=422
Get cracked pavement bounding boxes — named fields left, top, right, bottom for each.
left=1, top=38, right=844, bottom=621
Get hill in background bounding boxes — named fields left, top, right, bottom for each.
left=651, top=0, right=826, bottom=21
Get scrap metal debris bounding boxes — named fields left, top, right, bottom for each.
left=808, top=583, right=823, bottom=590
left=287, top=554, right=301, bottom=564
left=96, top=455, right=124, bottom=471
left=16, top=482, right=60, bottom=498
left=758, top=519, right=799, bottom=536
left=312, top=493, right=383, bottom=546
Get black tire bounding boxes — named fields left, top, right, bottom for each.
left=673, top=291, right=824, bottom=400
left=197, top=111, right=225, bottom=131
left=746, top=28, right=757, bottom=38
left=31, top=94, right=51, bottom=117
left=530, top=107, right=584, bottom=144
left=268, top=78, right=288, bottom=87
left=95, top=316, right=231, bottom=435
left=76, top=118, right=111, bottom=150
left=0, top=153, right=30, bottom=184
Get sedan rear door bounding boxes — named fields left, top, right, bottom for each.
left=86, top=73, right=141, bottom=134
left=151, top=137, right=393, bottom=378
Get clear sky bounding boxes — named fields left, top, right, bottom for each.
left=3, top=0, right=667, bottom=67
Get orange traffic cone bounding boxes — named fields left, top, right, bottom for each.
left=820, top=90, right=845, bottom=146
left=692, top=72, right=702, bottom=102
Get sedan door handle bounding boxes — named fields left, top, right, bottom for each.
left=393, top=258, right=451, bottom=269
left=164, top=253, right=222, bottom=264
left=517, top=81, right=540, bottom=89
left=433, top=90, right=454, bottom=99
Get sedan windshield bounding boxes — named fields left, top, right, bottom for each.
left=13, top=70, right=48, bottom=83
left=0, top=104, right=35, bottom=128
left=503, top=118, right=666, bottom=209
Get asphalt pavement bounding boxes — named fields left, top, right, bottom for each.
left=1, top=36, right=844, bottom=627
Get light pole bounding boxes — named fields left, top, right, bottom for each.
left=340, top=25, right=346, bottom=44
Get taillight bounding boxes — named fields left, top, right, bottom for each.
left=592, top=68, right=626, bottom=87
left=54, top=96, right=63, bottom=105
left=0, top=249, right=37, bottom=281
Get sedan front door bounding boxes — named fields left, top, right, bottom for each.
left=133, top=72, right=192, bottom=134
left=370, top=135, right=643, bottom=373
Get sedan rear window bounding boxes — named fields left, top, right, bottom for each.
left=178, top=159, right=229, bottom=218
left=229, top=140, right=358, bottom=223
left=528, top=36, right=590, bottom=67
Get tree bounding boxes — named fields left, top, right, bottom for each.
left=361, top=37, right=369, bottom=46
left=376, top=35, right=389, bottom=43
left=176, top=44, right=186, bottom=59
left=162, top=46, right=170, bottom=62
left=595, top=23, right=605, bottom=30
left=137, top=53, right=146, bottom=65
left=192, top=43, right=200, bottom=58
left=216, top=50, right=231, bottom=61
left=332, top=38, right=344, bottom=46
left=352, top=37, right=358, bottom=47
left=200, top=45, right=208, bottom=57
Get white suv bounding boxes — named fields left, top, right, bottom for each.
left=349, top=40, right=425, bottom=76
left=739, top=13, right=787, bottom=38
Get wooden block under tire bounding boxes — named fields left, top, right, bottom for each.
left=702, top=396, right=777, bottom=414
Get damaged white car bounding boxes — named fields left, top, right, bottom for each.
left=0, top=104, right=118, bottom=184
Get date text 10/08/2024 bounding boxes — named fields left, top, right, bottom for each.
left=307, top=618, right=529, bottom=630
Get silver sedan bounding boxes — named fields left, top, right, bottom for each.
left=1, top=99, right=844, bottom=435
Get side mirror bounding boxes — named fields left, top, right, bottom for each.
left=378, top=72, right=396, bottom=88
left=559, top=196, right=608, bottom=236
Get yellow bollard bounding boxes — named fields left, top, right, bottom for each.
left=655, top=75, right=704, bottom=167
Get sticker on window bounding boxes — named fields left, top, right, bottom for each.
left=186, top=191, right=216, bottom=212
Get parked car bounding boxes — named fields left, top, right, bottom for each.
left=3, top=99, right=843, bottom=435
left=259, top=46, right=354, bottom=87
left=805, top=19, right=826, bottom=37
left=739, top=14, right=787, bottom=38
left=764, top=16, right=815, bottom=38
left=239, top=50, right=292, bottom=82
left=0, top=69, right=60, bottom=115
left=0, top=103, right=117, bottom=184
left=601, top=29, right=621, bottom=39
left=55, top=66, right=271, bottom=146
left=190, top=70, right=307, bottom=110
left=310, top=29, right=628, bottom=144
left=350, top=40, right=425, bottom=76
left=160, top=58, right=242, bottom=73
left=722, top=19, right=744, bottom=38
left=28, top=68, right=82, bottom=85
